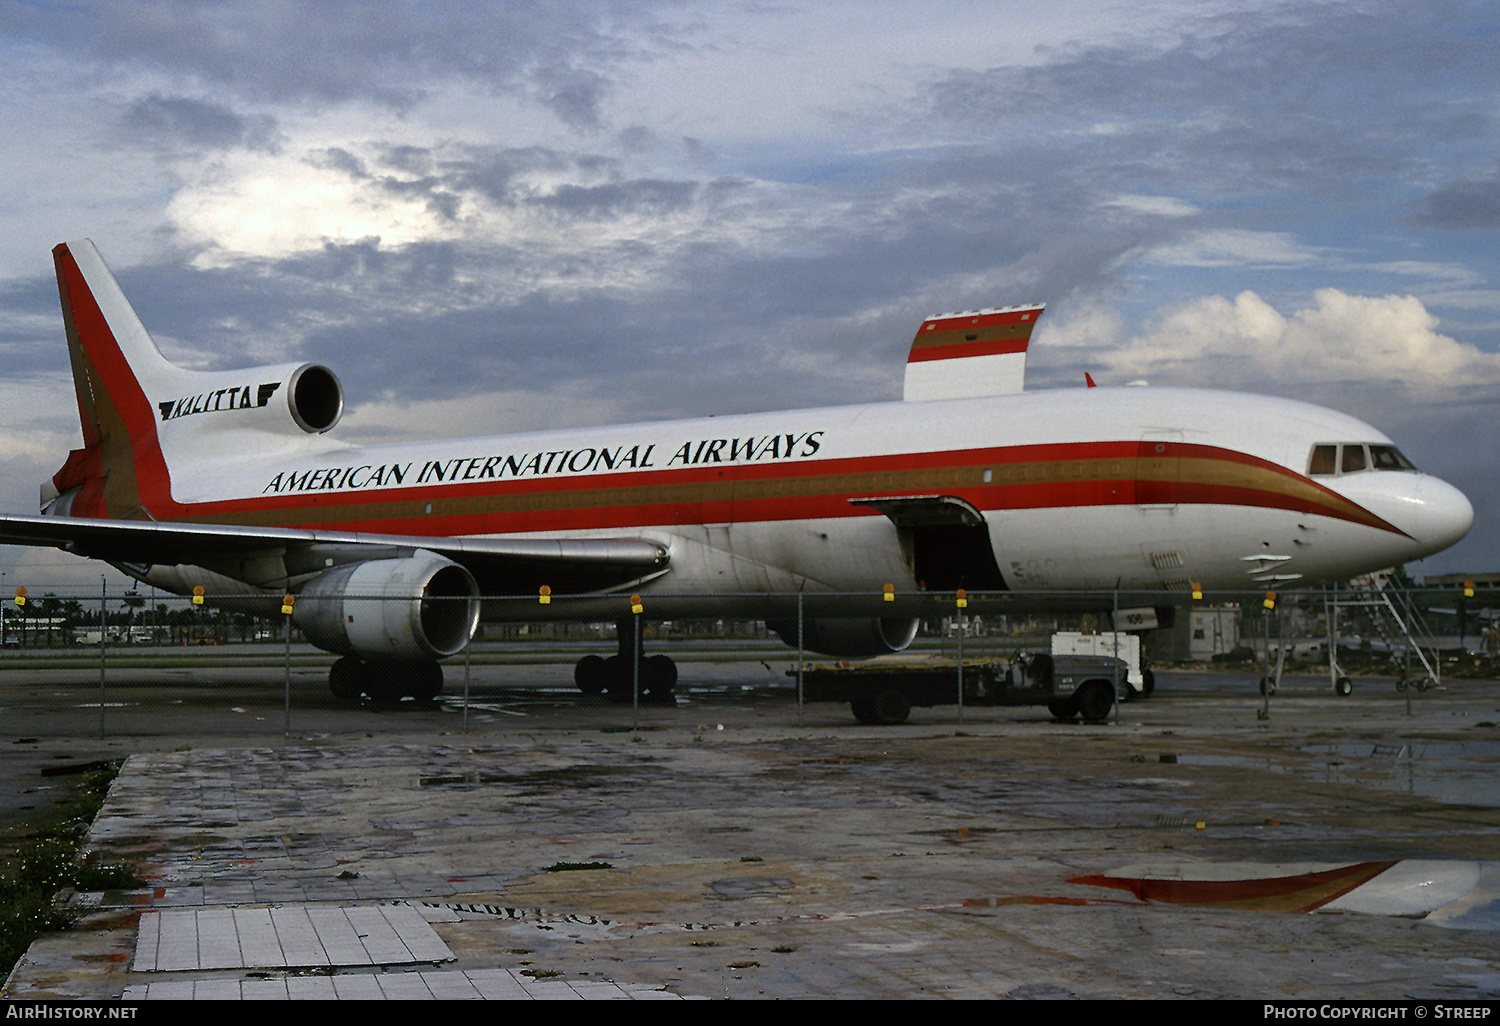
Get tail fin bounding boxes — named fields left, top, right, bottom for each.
left=901, top=303, right=1044, bottom=401
left=49, top=240, right=180, bottom=519
left=46, top=240, right=344, bottom=520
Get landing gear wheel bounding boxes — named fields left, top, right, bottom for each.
left=599, top=656, right=636, bottom=703
left=574, top=654, right=606, bottom=695
left=329, top=657, right=363, bottom=700
left=1259, top=676, right=1278, bottom=696
left=365, top=664, right=404, bottom=702
left=642, top=654, right=678, bottom=704
left=580, top=622, right=682, bottom=704
left=410, top=662, right=444, bottom=701
left=1140, top=667, right=1155, bottom=698
left=1335, top=676, right=1353, bottom=696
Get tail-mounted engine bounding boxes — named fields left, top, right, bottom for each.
left=155, top=361, right=344, bottom=437
left=294, top=551, right=480, bottom=662
left=767, top=617, right=920, bottom=658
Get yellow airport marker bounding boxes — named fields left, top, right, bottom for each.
left=1464, top=580, right=1475, bottom=598
left=1191, top=581, right=1203, bottom=600
left=630, top=594, right=643, bottom=615
left=883, top=583, right=895, bottom=602
left=13, top=586, right=25, bottom=607
left=281, top=594, right=295, bottom=616
left=539, top=585, right=552, bottom=605
left=192, top=585, right=205, bottom=606
left=1263, top=590, right=1276, bottom=610
left=956, top=588, right=967, bottom=609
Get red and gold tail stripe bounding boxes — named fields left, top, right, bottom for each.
left=51, top=243, right=180, bottom=521
left=907, top=306, right=1044, bottom=365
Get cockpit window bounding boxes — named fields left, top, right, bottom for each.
left=1308, top=445, right=1337, bottom=476
left=1370, top=445, right=1416, bottom=471
left=1308, top=443, right=1418, bottom=476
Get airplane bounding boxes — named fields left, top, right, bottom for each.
left=0, top=239, right=1474, bottom=702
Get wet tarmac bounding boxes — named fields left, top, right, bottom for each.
left=1, top=662, right=1498, bottom=1000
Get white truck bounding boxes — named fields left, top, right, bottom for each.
left=1050, top=631, right=1155, bottom=699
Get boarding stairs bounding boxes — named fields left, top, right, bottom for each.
left=1324, top=574, right=1440, bottom=692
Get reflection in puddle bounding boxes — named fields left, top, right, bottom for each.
left=1070, top=860, right=1498, bottom=929
left=1071, top=861, right=1396, bottom=913
left=1177, top=738, right=1500, bottom=807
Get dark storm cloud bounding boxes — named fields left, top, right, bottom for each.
left=0, top=276, right=68, bottom=378
left=121, top=93, right=279, bottom=152
left=531, top=64, right=613, bottom=132
left=0, top=0, right=648, bottom=115
left=534, top=179, right=698, bottom=217
left=919, top=3, right=1497, bottom=202
left=1413, top=165, right=1500, bottom=230
left=418, top=146, right=574, bottom=207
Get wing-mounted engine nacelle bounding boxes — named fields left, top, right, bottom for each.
left=155, top=361, right=344, bottom=437
left=294, top=551, right=480, bottom=662
left=767, top=617, right=920, bottom=658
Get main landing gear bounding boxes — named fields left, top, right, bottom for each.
left=328, top=657, right=444, bottom=702
left=573, top=620, right=678, bottom=704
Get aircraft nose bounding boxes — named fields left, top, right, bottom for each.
left=1401, top=475, right=1474, bottom=558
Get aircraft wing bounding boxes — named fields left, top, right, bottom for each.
left=0, top=514, right=670, bottom=595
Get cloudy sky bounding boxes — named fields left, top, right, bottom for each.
left=0, top=0, right=1496, bottom=592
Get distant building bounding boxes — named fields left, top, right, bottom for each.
left=1422, top=572, right=1500, bottom=590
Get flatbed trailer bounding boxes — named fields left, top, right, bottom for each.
left=796, top=652, right=1130, bottom=725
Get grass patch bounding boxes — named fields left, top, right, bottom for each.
left=0, top=763, right=142, bottom=988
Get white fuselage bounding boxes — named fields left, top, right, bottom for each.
left=138, top=383, right=1472, bottom=612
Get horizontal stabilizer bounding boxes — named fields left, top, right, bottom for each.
left=902, top=304, right=1044, bottom=401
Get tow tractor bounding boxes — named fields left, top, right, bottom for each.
left=796, top=649, right=1130, bottom=725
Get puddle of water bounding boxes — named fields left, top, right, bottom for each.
left=1176, top=740, right=1500, bottom=807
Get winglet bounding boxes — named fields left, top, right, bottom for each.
left=902, top=304, right=1045, bottom=401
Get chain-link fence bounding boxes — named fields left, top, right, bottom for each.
left=0, top=578, right=1489, bottom=738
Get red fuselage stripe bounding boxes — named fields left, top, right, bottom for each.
left=169, top=439, right=1400, bottom=538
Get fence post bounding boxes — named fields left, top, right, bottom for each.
left=1262, top=590, right=1276, bottom=718
left=955, top=589, right=967, bottom=724
left=99, top=576, right=107, bottom=739
left=796, top=591, right=804, bottom=726
left=630, top=594, right=643, bottom=731
left=281, top=593, right=295, bottom=735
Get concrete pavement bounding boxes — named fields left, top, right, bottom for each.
left=2, top=669, right=1499, bottom=1000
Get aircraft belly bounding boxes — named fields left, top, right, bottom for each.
left=720, top=516, right=915, bottom=593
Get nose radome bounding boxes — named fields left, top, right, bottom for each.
left=1408, top=476, right=1474, bottom=557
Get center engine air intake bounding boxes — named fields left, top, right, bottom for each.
left=287, top=364, right=343, bottom=433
